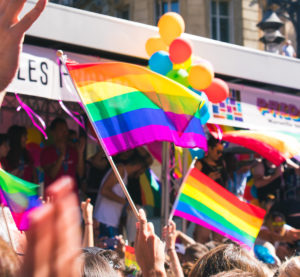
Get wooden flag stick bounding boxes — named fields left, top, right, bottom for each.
left=1, top=206, right=16, bottom=252
left=168, top=158, right=197, bottom=222
left=57, top=51, right=139, bottom=219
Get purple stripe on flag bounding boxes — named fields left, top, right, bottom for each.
left=101, top=125, right=207, bottom=156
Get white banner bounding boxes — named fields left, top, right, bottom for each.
left=208, top=83, right=300, bottom=133
left=7, top=44, right=105, bottom=102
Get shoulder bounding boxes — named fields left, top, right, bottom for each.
left=195, top=159, right=203, bottom=170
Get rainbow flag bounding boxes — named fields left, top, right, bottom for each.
left=66, top=62, right=208, bottom=156
left=125, top=245, right=140, bottom=272
left=140, top=168, right=160, bottom=207
left=0, top=168, right=41, bottom=230
left=173, top=168, right=266, bottom=249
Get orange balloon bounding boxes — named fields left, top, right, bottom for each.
left=145, top=37, right=168, bottom=56
left=158, top=12, right=185, bottom=45
left=188, top=63, right=214, bottom=90
left=203, top=78, right=229, bottom=103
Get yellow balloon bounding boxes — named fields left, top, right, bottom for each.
left=158, top=12, right=185, bottom=46
left=145, top=37, right=168, bottom=56
left=188, top=63, right=214, bottom=90
left=27, top=127, right=42, bottom=145
left=173, top=57, right=192, bottom=70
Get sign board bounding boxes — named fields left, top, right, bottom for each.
left=208, top=83, right=300, bottom=133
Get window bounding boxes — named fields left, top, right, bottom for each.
left=155, top=0, right=179, bottom=24
left=210, top=0, right=233, bottom=43
left=52, top=0, right=130, bottom=20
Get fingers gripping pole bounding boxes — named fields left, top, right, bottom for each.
left=56, top=50, right=139, bottom=219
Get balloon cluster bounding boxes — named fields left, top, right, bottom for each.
left=145, top=12, right=229, bottom=107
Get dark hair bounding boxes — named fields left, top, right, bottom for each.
left=6, top=125, right=30, bottom=169
left=0, top=133, right=8, bottom=146
left=266, top=211, right=286, bottom=224
left=208, top=135, right=222, bottom=149
left=50, top=117, right=67, bottom=130
left=189, top=244, right=268, bottom=277
left=184, top=243, right=209, bottom=263
left=0, top=237, right=20, bottom=277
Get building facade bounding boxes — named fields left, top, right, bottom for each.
left=51, top=0, right=264, bottom=50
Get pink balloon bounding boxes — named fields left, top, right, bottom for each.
left=203, top=78, right=229, bottom=103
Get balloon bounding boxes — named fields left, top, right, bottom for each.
left=166, top=69, right=189, bottom=87
left=188, top=63, right=214, bottom=90
left=188, top=88, right=211, bottom=125
left=27, top=127, right=42, bottom=145
left=158, top=12, right=185, bottom=45
left=149, top=51, right=173, bottom=75
left=145, top=37, right=168, bottom=56
left=203, top=78, right=229, bottom=104
left=173, top=57, right=192, bottom=70
left=169, top=38, right=192, bottom=64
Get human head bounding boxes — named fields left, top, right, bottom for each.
left=0, top=237, right=20, bottom=277
left=124, top=150, right=151, bottom=178
left=189, top=243, right=268, bottom=277
left=81, top=250, right=119, bottom=277
left=50, top=117, right=68, bottom=144
left=7, top=125, right=27, bottom=149
left=277, top=256, right=300, bottom=277
left=0, top=133, right=9, bottom=158
left=265, top=211, right=286, bottom=235
left=207, top=136, right=224, bottom=162
left=183, top=243, right=209, bottom=263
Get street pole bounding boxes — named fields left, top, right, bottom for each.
left=297, top=0, right=300, bottom=57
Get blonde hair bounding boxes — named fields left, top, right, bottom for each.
left=278, top=257, right=300, bottom=277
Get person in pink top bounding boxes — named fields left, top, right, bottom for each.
left=40, top=117, right=85, bottom=192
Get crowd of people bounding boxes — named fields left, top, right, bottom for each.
left=0, top=0, right=300, bottom=276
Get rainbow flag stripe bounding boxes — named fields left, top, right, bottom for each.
left=173, top=168, right=265, bottom=249
left=66, top=62, right=208, bottom=155
left=125, top=245, right=140, bottom=271
left=0, top=168, right=41, bottom=230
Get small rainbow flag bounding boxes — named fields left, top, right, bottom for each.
left=0, top=168, right=41, bottom=230
left=125, top=245, right=140, bottom=272
left=66, top=62, right=208, bottom=156
left=172, top=168, right=266, bottom=249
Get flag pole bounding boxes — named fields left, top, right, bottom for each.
left=168, top=158, right=197, bottom=222
left=1, top=206, right=16, bottom=252
left=57, top=51, right=139, bottom=219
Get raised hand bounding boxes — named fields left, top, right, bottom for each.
left=135, top=209, right=166, bottom=277
left=81, top=198, right=93, bottom=225
left=21, top=177, right=81, bottom=277
left=0, top=0, right=47, bottom=92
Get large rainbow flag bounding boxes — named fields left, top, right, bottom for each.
left=66, top=62, right=208, bottom=156
left=172, top=168, right=266, bottom=249
left=0, top=168, right=41, bottom=230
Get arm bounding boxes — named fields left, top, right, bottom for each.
left=81, top=198, right=94, bottom=248
left=253, top=162, right=282, bottom=188
left=100, top=166, right=127, bottom=205
left=0, top=0, right=47, bottom=92
left=162, top=221, right=184, bottom=277
left=176, top=230, right=196, bottom=246
left=258, top=227, right=298, bottom=244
